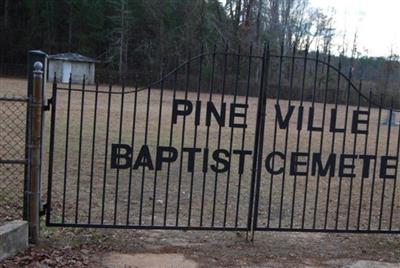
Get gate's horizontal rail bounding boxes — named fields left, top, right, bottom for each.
left=46, top=222, right=249, bottom=231
left=45, top=222, right=400, bottom=234
left=0, top=97, right=29, bottom=102
left=255, top=227, right=400, bottom=234
left=0, top=159, right=27, bottom=164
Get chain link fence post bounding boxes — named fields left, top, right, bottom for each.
left=28, top=62, right=43, bottom=244
left=24, top=50, right=47, bottom=221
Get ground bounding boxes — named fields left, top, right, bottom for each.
left=1, top=77, right=400, bottom=267
left=2, top=226, right=400, bottom=267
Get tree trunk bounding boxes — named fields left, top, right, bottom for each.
left=283, top=0, right=293, bottom=50
left=256, top=0, right=262, bottom=44
left=159, top=0, right=164, bottom=74
left=68, top=4, right=73, bottom=51
left=270, top=0, right=280, bottom=45
left=4, top=0, right=9, bottom=28
left=234, top=0, right=242, bottom=40
left=119, top=0, right=125, bottom=81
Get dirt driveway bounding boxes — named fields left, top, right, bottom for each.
left=2, top=225, right=400, bottom=267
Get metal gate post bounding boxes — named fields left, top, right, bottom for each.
left=251, top=44, right=270, bottom=241
left=24, top=50, right=47, bottom=221
left=247, top=44, right=269, bottom=240
left=28, top=62, right=44, bottom=244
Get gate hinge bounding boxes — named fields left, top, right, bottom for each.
left=43, top=98, right=53, bottom=111
left=40, top=203, right=48, bottom=217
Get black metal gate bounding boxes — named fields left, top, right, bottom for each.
left=46, top=45, right=400, bottom=235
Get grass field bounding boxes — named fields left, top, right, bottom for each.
left=1, top=76, right=399, bottom=232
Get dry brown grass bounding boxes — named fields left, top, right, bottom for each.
left=1, top=77, right=399, bottom=231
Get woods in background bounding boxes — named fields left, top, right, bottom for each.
left=0, top=0, right=399, bottom=95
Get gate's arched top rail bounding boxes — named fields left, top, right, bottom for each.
left=55, top=50, right=399, bottom=112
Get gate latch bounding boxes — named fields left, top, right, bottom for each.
left=40, top=203, right=48, bottom=217
left=43, top=98, right=53, bottom=111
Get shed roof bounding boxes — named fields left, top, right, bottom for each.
left=48, top=52, right=98, bottom=63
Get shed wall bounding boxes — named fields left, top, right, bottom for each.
left=47, top=60, right=62, bottom=82
left=47, top=60, right=95, bottom=84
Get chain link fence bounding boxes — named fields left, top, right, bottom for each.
left=0, top=96, right=28, bottom=224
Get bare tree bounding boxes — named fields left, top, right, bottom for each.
left=107, top=0, right=132, bottom=81
left=381, top=47, right=399, bottom=91
left=225, top=0, right=337, bottom=53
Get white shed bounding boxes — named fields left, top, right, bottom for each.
left=47, top=52, right=98, bottom=84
